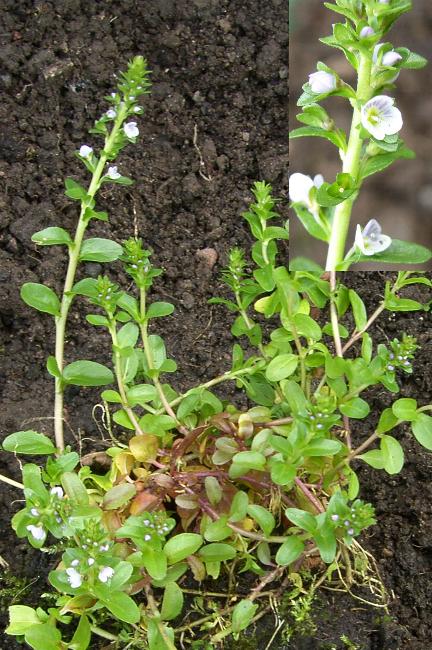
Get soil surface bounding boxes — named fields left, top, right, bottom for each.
left=289, top=0, right=432, bottom=270
left=1, top=2, right=432, bottom=650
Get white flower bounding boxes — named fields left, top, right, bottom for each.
left=289, top=172, right=324, bottom=217
left=360, top=27, right=375, bottom=38
left=379, top=0, right=390, bottom=3
left=71, top=559, right=80, bottom=567
left=354, top=219, right=392, bottom=256
left=107, top=165, right=121, bottom=180
left=360, top=95, right=402, bottom=140
left=88, top=558, right=95, bottom=566
left=98, top=566, right=115, bottom=583
left=66, top=567, right=83, bottom=589
left=99, top=544, right=109, bottom=552
left=373, top=45, right=402, bottom=67
left=79, top=145, right=93, bottom=158
left=144, top=534, right=151, bottom=541
left=133, top=106, right=142, bottom=113
left=26, top=524, right=45, bottom=541
left=308, top=71, right=337, bottom=94
left=124, top=122, right=139, bottom=138
left=30, top=508, right=39, bottom=517
left=106, top=109, right=116, bottom=119
left=50, top=487, right=64, bottom=498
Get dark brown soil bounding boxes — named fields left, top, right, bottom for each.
left=0, top=2, right=432, bottom=650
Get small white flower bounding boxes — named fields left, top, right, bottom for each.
left=144, top=534, right=151, bottom=541
left=30, top=508, right=39, bottom=517
left=373, top=45, right=402, bottom=67
left=360, top=26, right=375, bottom=38
left=79, top=145, right=93, bottom=158
left=99, top=544, right=109, bottom=552
left=308, top=71, right=337, bottom=94
left=379, top=0, right=390, bottom=3
left=133, top=106, right=142, bottom=113
left=360, top=95, right=402, bottom=140
left=26, top=524, right=45, bottom=541
left=88, top=558, right=95, bottom=566
left=66, top=567, right=83, bottom=589
left=107, top=165, right=121, bottom=180
left=354, top=219, right=392, bottom=256
left=50, top=486, right=64, bottom=498
left=98, top=566, right=115, bottom=583
left=106, top=109, right=117, bottom=119
left=111, top=92, right=116, bottom=98
left=382, top=51, right=402, bottom=67
left=71, top=559, right=80, bottom=567
left=129, top=95, right=135, bottom=100
left=289, top=172, right=324, bottom=217
left=124, top=122, right=139, bottom=138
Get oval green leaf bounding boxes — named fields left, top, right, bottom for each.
left=21, top=283, right=60, bottom=316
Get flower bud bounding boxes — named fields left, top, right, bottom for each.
left=308, top=71, right=337, bottom=94
left=360, top=27, right=375, bottom=38
left=382, top=51, right=402, bottom=67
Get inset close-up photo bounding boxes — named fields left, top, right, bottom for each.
left=289, top=0, right=432, bottom=271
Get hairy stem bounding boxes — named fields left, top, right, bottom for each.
left=326, top=52, right=373, bottom=270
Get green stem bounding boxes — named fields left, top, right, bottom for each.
left=90, top=626, right=119, bottom=642
left=108, top=321, right=145, bottom=436
left=54, top=104, right=128, bottom=451
left=154, top=367, right=254, bottom=415
left=326, top=52, right=373, bottom=271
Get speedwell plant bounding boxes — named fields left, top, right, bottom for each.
left=1, top=56, right=432, bottom=650
left=289, top=0, right=432, bottom=271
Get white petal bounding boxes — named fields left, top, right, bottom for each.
left=313, top=174, right=324, bottom=189
left=50, top=486, right=64, bottom=498
left=382, top=51, right=402, bottom=67
left=362, top=219, right=382, bottom=238
left=98, top=566, right=115, bottom=583
left=370, top=234, right=392, bottom=254
left=308, top=71, right=337, bottom=94
left=289, top=173, right=314, bottom=204
left=354, top=225, right=367, bottom=255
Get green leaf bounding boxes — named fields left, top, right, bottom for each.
left=231, top=599, right=259, bottom=634
left=325, top=356, right=346, bottom=379
left=69, top=614, right=91, bottom=650
left=95, top=589, right=140, bottom=624
left=348, top=290, right=367, bottom=330
left=411, top=414, right=432, bottom=450
left=141, top=545, right=168, bottom=581
left=384, top=294, right=424, bottom=312
left=354, top=239, right=432, bottom=265
left=2, top=430, right=56, bottom=455
left=117, top=322, right=139, bottom=348
left=204, top=517, right=232, bottom=542
left=291, top=203, right=329, bottom=243
left=282, top=380, right=308, bottom=414
left=63, top=360, right=114, bottom=387
left=340, top=397, right=370, bottom=419
left=147, top=620, right=175, bottom=650
left=61, top=472, right=89, bottom=505
left=314, top=526, right=337, bottom=563
left=198, top=543, right=237, bottom=563
left=25, top=623, right=62, bottom=650
left=231, top=451, right=266, bottom=471
left=399, top=50, right=428, bottom=69
left=146, top=302, right=175, bottom=319
left=229, top=491, right=249, bottom=522
left=127, top=384, right=158, bottom=406
left=21, top=283, right=60, bottom=316
left=265, top=353, right=298, bottom=382
left=358, top=449, right=385, bottom=469
left=246, top=505, right=275, bottom=537
left=164, top=533, right=203, bottom=564
left=361, top=147, right=415, bottom=178
left=32, top=227, right=72, bottom=247
left=285, top=508, right=316, bottom=533
left=102, top=483, right=136, bottom=509
left=65, top=177, right=88, bottom=200
left=381, top=435, right=404, bottom=475
left=79, top=238, right=123, bottom=263
left=160, top=582, right=184, bottom=621
left=86, top=314, right=110, bottom=327
left=289, top=125, right=346, bottom=151
left=6, top=606, right=41, bottom=635
left=46, top=356, right=61, bottom=378
left=392, top=398, right=418, bottom=421
left=376, top=408, right=399, bottom=434
left=305, top=438, right=343, bottom=456
left=275, top=536, right=304, bottom=566
left=292, top=313, right=322, bottom=340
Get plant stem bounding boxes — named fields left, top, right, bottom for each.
left=330, top=271, right=351, bottom=448
left=138, top=288, right=188, bottom=434
left=54, top=105, right=128, bottom=451
left=90, top=626, right=119, bottom=642
left=325, top=52, right=373, bottom=270
left=0, top=473, right=24, bottom=490
left=108, top=321, right=145, bottom=436
left=294, top=477, right=324, bottom=513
